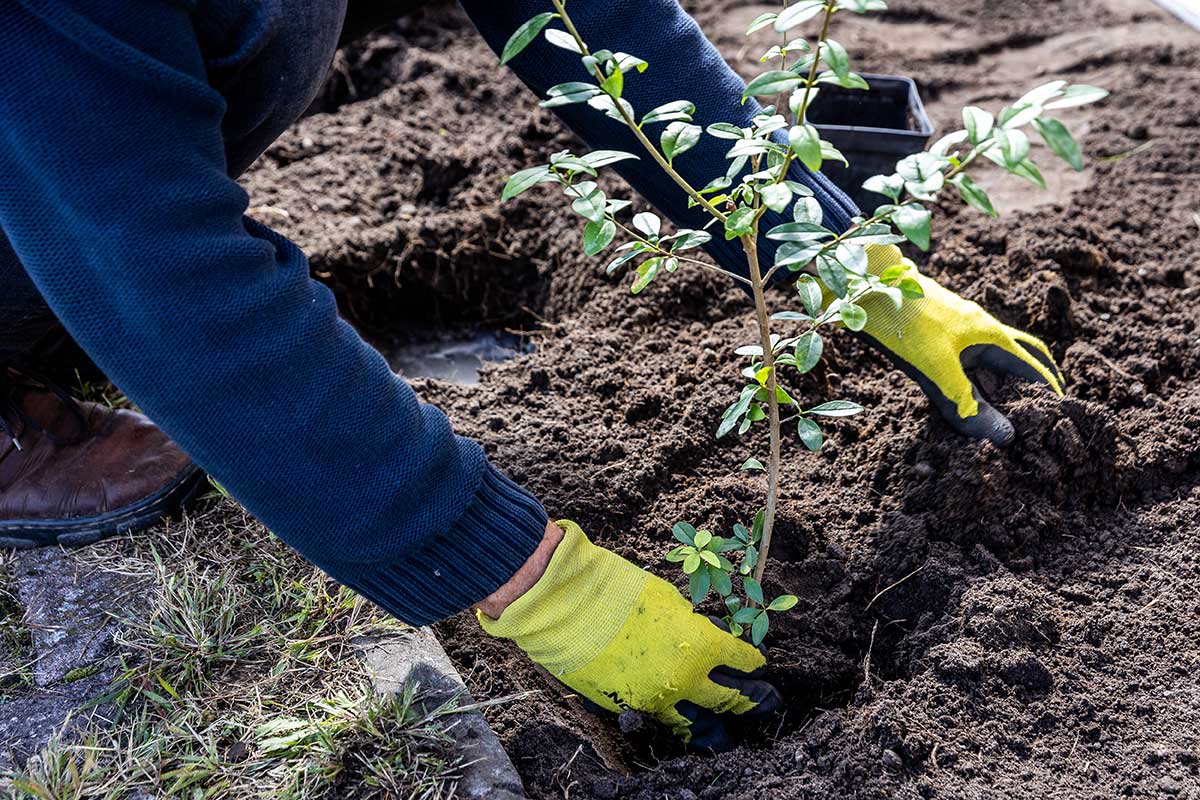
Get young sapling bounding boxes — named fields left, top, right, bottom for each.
left=499, top=0, right=1106, bottom=647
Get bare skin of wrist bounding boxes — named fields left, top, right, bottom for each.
left=474, top=520, right=564, bottom=620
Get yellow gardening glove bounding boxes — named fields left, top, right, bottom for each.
left=855, top=244, right=1064, bottom=445
left=478, top=520, right=780, bottom=749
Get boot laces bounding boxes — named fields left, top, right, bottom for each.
left=0, top=367, right=89, bottom=450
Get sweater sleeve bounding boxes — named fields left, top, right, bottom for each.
left=0, top=0, right=547, bottom=626
left=460, top=0, right=862, bottom=281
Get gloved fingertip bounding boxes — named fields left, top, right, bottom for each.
left=950, top=400, right=1014, bottom=447
left=676, top=701, right=734, bottom=752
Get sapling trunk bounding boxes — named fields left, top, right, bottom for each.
left=742, top=233, right=781, bottom=587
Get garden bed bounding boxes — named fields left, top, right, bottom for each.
left=242, top=0, right=1200, bottom=796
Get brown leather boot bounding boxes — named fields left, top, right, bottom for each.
left=0, top=370, right=204, bottom=548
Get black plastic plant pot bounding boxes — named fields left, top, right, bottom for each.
left=807, top=74, right=935, bottom=213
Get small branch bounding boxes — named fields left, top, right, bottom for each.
left=548, top=0, right=727, bottom=222
left=611, top=218, right=753, bottom=287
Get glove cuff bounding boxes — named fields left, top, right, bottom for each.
left=857, top=244, right=929, bottom=342
left=477, top=520, right=648, bottom=676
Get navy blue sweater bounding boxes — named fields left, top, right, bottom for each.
left=0, top=0, right=856, bottom=625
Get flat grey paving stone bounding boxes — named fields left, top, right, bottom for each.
left=0, top=547, right=141, bottom=771
left=0, top=671, right=114, bottom=772
left=14, top=548, right=140, bottom=687
left=357, top=627, right=526, bottom=800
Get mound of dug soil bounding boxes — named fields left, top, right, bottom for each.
left=242, top=0, right=1200, bottom=797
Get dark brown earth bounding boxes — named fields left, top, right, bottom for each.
left=242, top=0, right=1200, bottom=797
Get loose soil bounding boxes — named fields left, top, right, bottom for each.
left=242, top=0, right=1200, bottom=797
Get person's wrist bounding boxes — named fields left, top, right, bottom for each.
left=474, top=520, right=564, bottom=619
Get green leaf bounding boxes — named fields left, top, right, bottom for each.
left=732, top=607, right=761, bottom=625
left=744, top=576, right=765, bottom=606
left=706, top=122, right=746, bottom=140
left=819, top=70, right=869, bottom=90
left=668, top=229, right=712, bottom=251
left=822, top=39, right=851, bottom=79
left=761, top=183, right=792, bottom=213
left=835, top=241, right=868, bottom=276
left=788, top=124, right=823, bottom=171
left=724, top=206, right=757, bottom=237
left=951, top=174, right=997, bottom=217
left=665, top=545, right=693, bottom=562
left=1043, top=84, right=1108, bottom=110
left=840, top=302, right=868, bottom=331
left=747, top=12, right=778, bottom=34
left=1009, top=158, right=1046, bottom=188
left=600, top=65, right=623, bottom=99
left=794, top=330, right=823, bottom=373
left=774, top=0, right=824, bottom=32
left=768, top=595, right=799, bottom=612
left=775, top=241, right=825, bottom=270
left=673, top=521, right=698, bottom=545
left=796, top=417, right=823, bottom=451
left=710, top=566, right=733, bottom=597
left=840, top=0, right=888, bottom=11
left=892, top=203, right=932, bottom=251
left=700, top=550, right=721, bottom=568
left=793, top=195, right=823, bottom=225
left=499, top=12, right=558, bottom=65
left=689, top=568, right=711, bottom=605
left=694, top=529, right=713, bottom=549
left=796, top=274, right=823, bottom=316
left=642, top=100, right=696, bottom=125
left=1019, top=80, right=1067, bottom=108
left=501, top=165, right=552, bottom=201
left=662, top=121, right=702, bottom=164
left=632, top=212, right=661, bottom=238
left=543, top=27, right=582, bottom=53
left=613, top=52, right=648, bottom=74
left=540, top=81, right=601, bottom=108
left=751, top=612, right=769, bottom=646
left=995, top=128, right=1032, bottom=167
left=930, top=129, right=969, bottom=158
left=570, top=187, right=606, bottom=223
left=766, top=221, right=832, bottom=242
left=741, top=457, right=766, bottom=472
left=863, top=173, right=904, bottom=201
left=631, top=258, right=662, bottom=294
left=817, top=252, right=848, bottom=297
left=605, top=250, right=640, bottom=275
left=771, top=310, right=812, bottom=322
left=1033, top=117, right=1084, bottom=171
left=962, top=106, right=993, bottom=145
left=898, top=276, right=924, bottom=299
left=583, top=219, right=616, bottom=256
left=683, top=553, right=702, bottom=574
left=751, top=509, right=765, bottom=543
left=743, top=71, right=804, bottom=100
left=808, top=399, right=864, bottom=417
left=580, top=150, right=640, bottom=168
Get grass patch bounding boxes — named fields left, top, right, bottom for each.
left=1, top=501, right=469, bottom=799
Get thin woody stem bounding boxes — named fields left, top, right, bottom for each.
left=770, top=1, right=838, bottom=186
left=742, top=233, right=780, bottom=588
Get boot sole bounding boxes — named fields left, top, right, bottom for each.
left=0, top=467, right=208, bottom=549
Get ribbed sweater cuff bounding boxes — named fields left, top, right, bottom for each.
left=345, top=464, right=548, bottom=627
